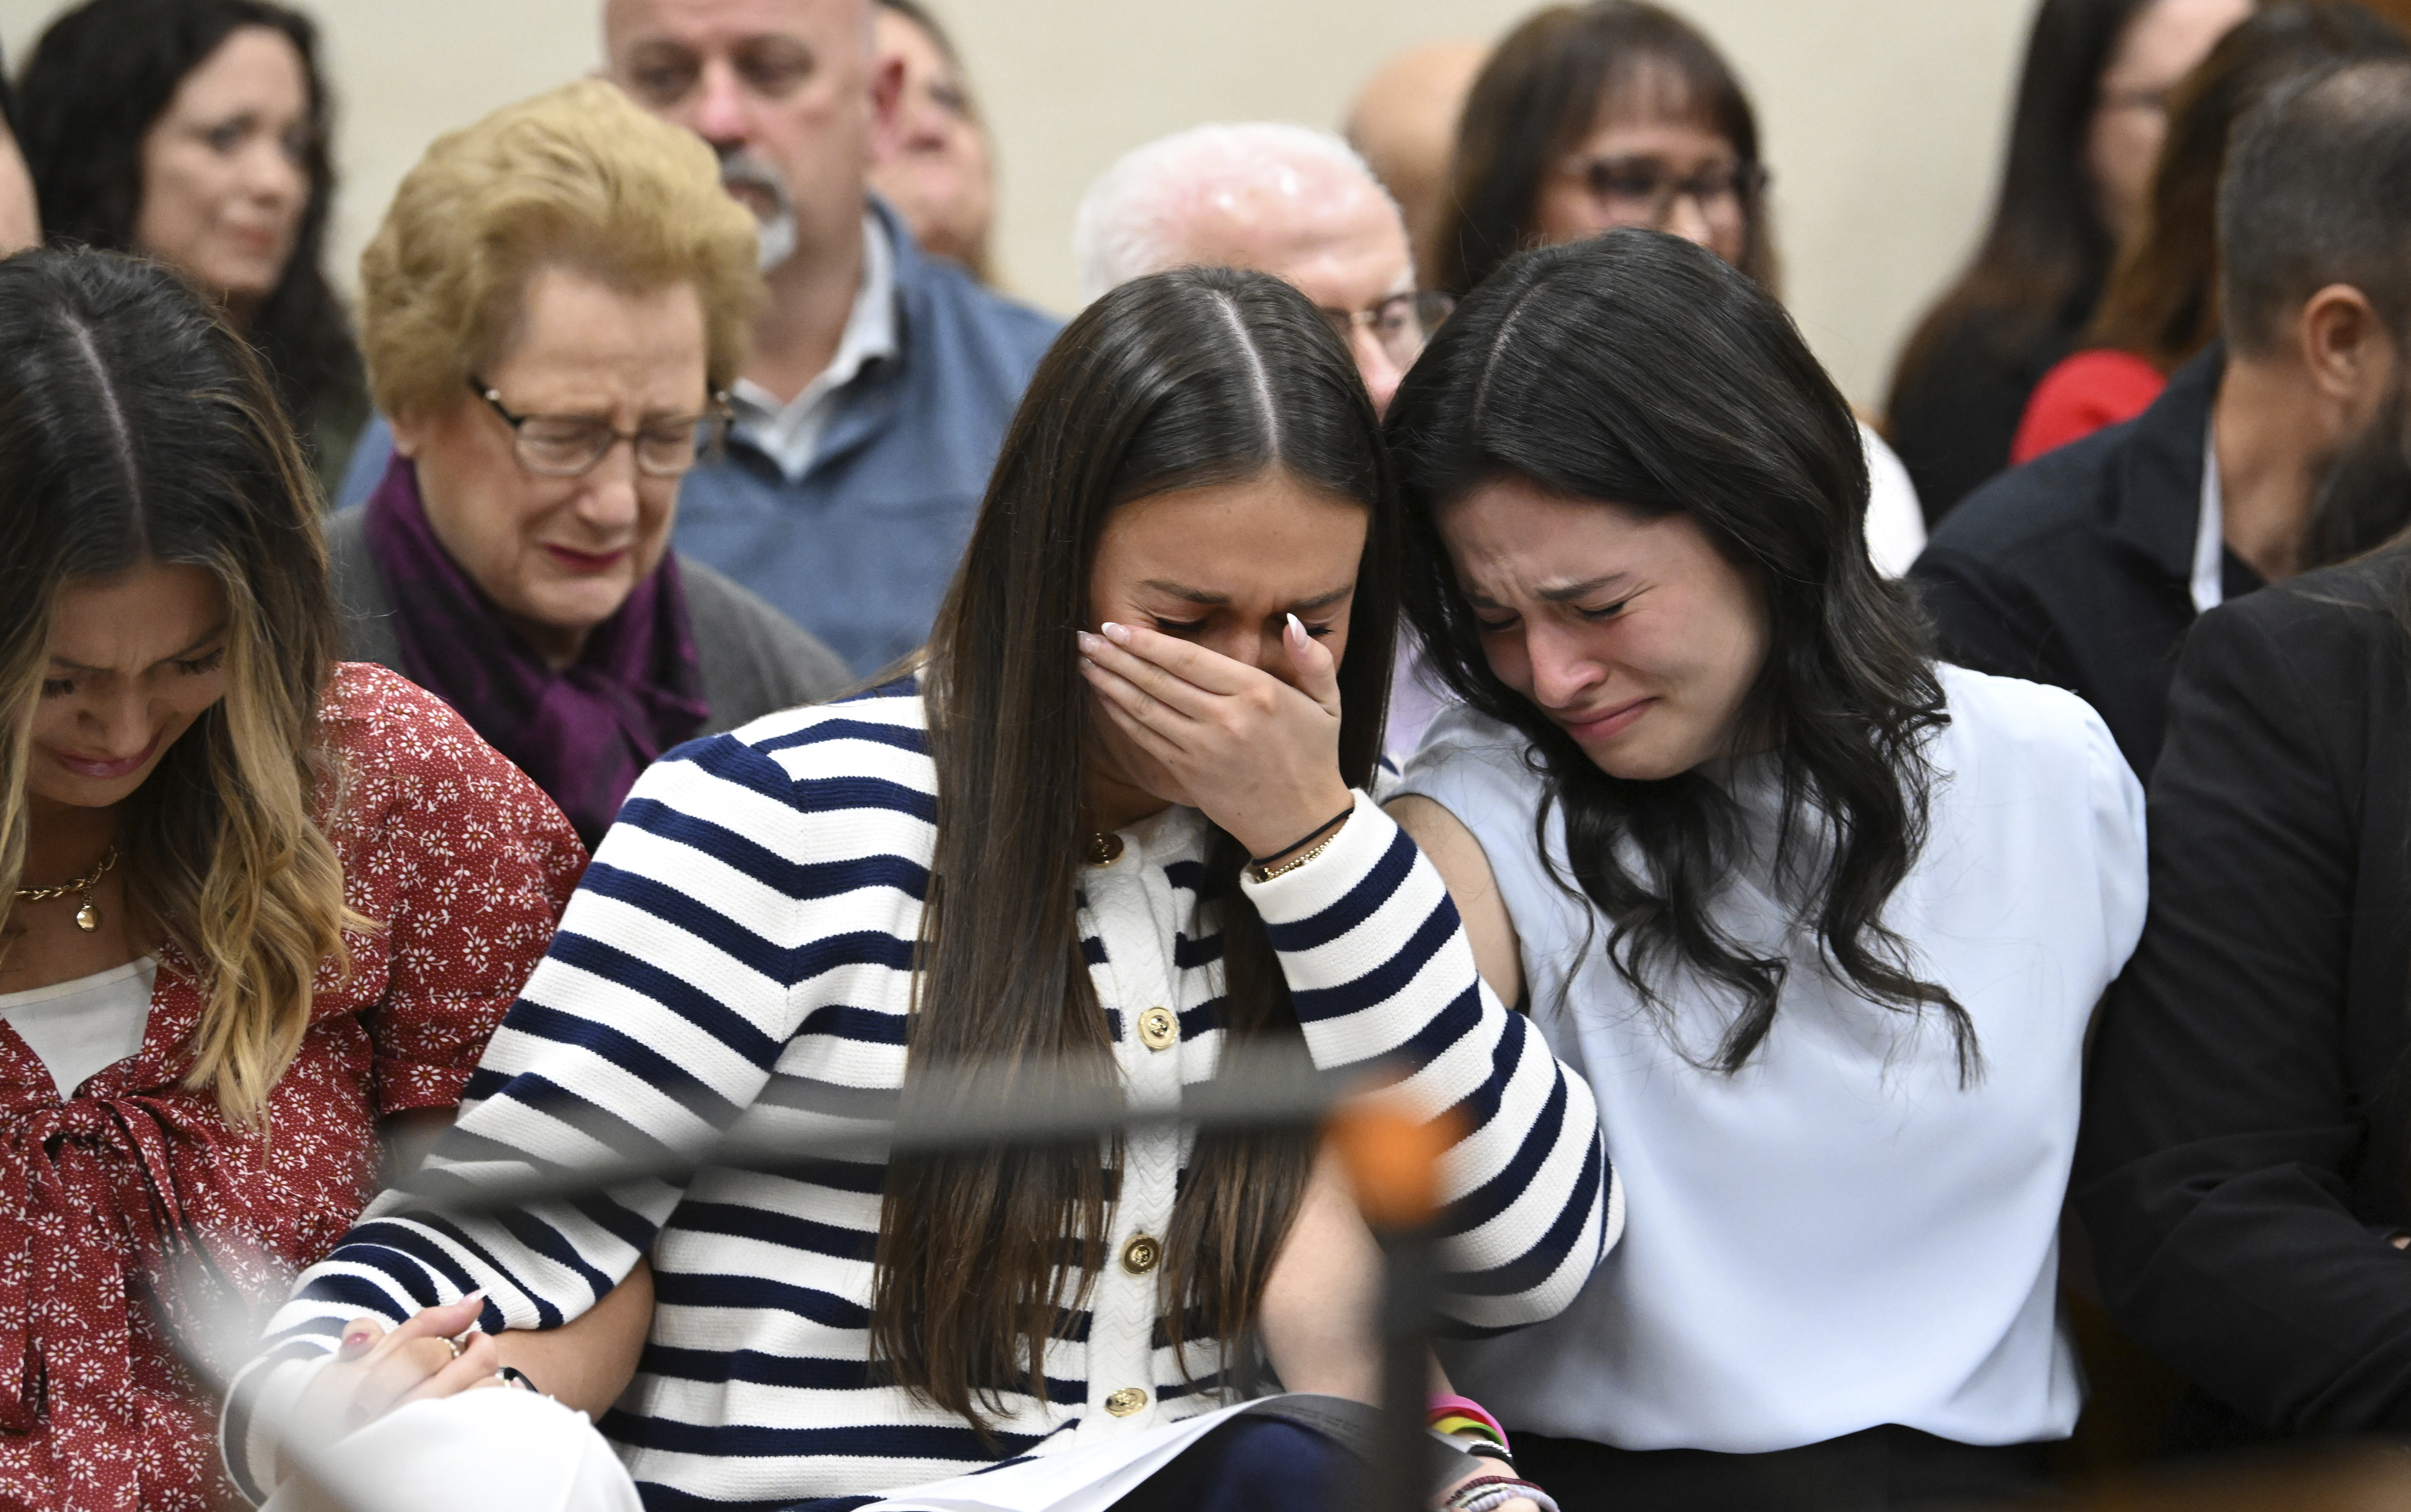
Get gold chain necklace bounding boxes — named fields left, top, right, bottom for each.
left=13, top=845, right=117, bottom=933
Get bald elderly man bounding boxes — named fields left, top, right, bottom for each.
left=337, top=0, right=1059, bottom=675
left=1075, top=123, right=1446, bottom=416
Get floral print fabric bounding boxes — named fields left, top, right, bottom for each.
left=0, top=663, right=583, bottom=1511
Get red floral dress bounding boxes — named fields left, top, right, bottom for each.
left=0, top=664, right=585, bottom=1512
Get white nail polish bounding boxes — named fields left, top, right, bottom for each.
left=1287, top=613, right=1304, bottom=637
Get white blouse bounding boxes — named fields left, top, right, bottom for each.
left=1396, top=664, right=2146, bottom=1453
left=0, top=957, right=155, bottom=1100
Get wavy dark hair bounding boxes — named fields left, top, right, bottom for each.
left=872, top=265, right=1397, bottom=1425
left=0, top=247, right=354, bottom=1123
left=1389, top=230, right=1966, bottom=1077
left=17, top=0, right=362, bottom=470
left=1438, top=0, right=1771, bottom=299
left=2087, top=0, right=2406, bottom=372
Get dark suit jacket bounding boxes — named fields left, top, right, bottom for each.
left=2075, top=550, right=2411, bottom=1433
left=1910, top=347, right=2262, bottom=777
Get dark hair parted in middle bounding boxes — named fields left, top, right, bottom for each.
left=873, top=265, right=1397, bottom=1423
left=1389, top=229, right=1967, bottom=1075
left=1438, top=0, right=1770, bottom=298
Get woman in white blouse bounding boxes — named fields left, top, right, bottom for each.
left=1383, top=229, right=2147, bottom=1511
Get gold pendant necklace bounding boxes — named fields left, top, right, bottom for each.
left=14, top=845, right=117, bottom=933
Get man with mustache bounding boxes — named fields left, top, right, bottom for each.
left=1908, top=55, right=2411, bottom=779
left=605, top=0, right=1056, bottom=675
left=339, top=0, right=1058, bottom=676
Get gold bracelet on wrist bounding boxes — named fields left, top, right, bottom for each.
left=1249, top=819, right=1348, bottom=883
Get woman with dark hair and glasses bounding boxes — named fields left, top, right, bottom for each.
left=2009, top=0, right=2406, bottom=464
left=228, top=263, right=1610, bottom=1512
left=0, top=245, right=588, bottom=1510
left=339, top=82, right=846, bottom=848
left=1438, top=0, right=1927, bottom=577
left=1385, top=230, right=2147, bottom=1511
left=17, top=0, right=370, bottom=489
left=1885, top=0, right=2249, bottom=520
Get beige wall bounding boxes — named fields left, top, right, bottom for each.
left=0, top=0, right=2034, bottom=406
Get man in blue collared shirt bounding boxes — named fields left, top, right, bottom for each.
left=340, top=0, right=1059, bottom=676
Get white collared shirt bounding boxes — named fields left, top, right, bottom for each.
left=2193, top=428, right=2226, bottom=615
left=728, top=213, right=901, bottom=483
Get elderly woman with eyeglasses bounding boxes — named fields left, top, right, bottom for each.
left=333, top=80, right=847, bottom=846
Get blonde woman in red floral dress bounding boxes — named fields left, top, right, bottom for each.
left=0, top=249, right=591, bottom=1509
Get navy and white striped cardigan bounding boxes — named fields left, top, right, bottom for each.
left=229, top=680, right=1617, bottom=1509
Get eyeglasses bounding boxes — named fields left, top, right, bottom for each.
left=469, top=376, right=733, bottom=478
left=1322, top=290, right=1458, bottom=369
left=1560, top=154, right=1766, bottom=233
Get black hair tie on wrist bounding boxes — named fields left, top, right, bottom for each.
left=1248, top=802, right=1357, bottom=867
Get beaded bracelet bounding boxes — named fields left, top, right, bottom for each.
left=1443, top=1474, right=1561, bottom=1512
left=1427, top=1427, right=1515, bottom=1467
left=1427, top=1394, right=1511, bottom=1452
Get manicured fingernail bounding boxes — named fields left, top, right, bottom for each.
left=337, top=1326, right=375, bottom=1359
left=462, top=1290, right=486, bottom=1307
left=1287, top=613, right=1305, bottom=638
left=1100, top=621, right=1131, bottom=644
left=1076, top=630, right=1102, bottom=652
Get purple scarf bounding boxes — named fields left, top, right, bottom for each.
left=361, top=453, right=710, bottom=845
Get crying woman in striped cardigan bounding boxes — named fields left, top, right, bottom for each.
left=227, top=265, right=1616, bottom=1512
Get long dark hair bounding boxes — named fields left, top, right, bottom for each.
left=1886, top=0, right=2169, bottom=422
left=1389, top=229, right=1966, bottom=1076
left=17, top=0, right=363, bottom=470
left=873, top=266, right=1397, bottom=1423
left=2088, top=0, right=2406, bottom=372
left=0, top=247, right=352, bottom=1123
left=1437, top=1, right=1771, bottom=299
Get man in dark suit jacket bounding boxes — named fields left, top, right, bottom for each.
left=1909, top=61, right=2411, bottom=778
left=2077, top=546, right=2411, bottom=1438
left=2076, top=57, right=2411, bottom=1439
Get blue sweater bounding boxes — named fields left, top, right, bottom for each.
left=227, top=679, right=1616, bottom=1509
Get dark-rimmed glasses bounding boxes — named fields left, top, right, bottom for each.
left=1322, top=290, right=1458, bottom=369
left=1560, top=155, right=1767, bottom=233
left=470, top=375, right=733, bottom=478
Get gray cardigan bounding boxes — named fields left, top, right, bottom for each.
left=325, top=507, right=851, bottom=741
